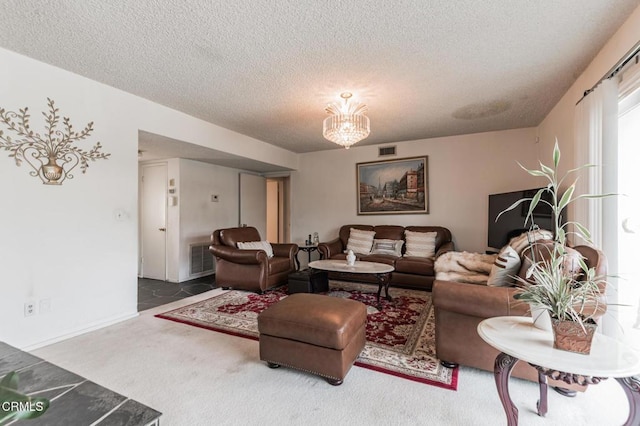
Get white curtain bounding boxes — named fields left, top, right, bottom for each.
left=573, top=78, right=619, bottom=337
left=573, top=78, right=619, bottom=249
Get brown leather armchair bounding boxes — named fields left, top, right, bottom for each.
left=210, top=227, right=298, bottom=293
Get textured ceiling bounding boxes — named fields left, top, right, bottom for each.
left=1, top=1, right=639, bottom=155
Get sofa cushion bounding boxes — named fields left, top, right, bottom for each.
left=237, top=240, right=274, bottom=258
left=395, top=256, right=435, bottom=276
left=518, top=241, right=583, bottom=282
left=405, top=226, right=452, bottom=252
left=404, top=230, right=437, bottom=258
left=346, top=228, right=376, bottom=254
left=487, top=245, right=521, bottom=287
left=220, top=226, right=261, bottom=247
left=339, top=225, right=374, bottom=248
left=370, top=239, right=404, bottom=256
left=360, top=254, right=397, bottom=266
left=372, top=225, right=405, bottom=240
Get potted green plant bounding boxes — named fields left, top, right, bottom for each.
left=498, top=139, right=610, bottom=354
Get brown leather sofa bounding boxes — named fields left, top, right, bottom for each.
left=317, top=225, right=454, bottom=291
left=209, top=227, right=298, bottom=293
left=432, top=245, right=607, bottom=385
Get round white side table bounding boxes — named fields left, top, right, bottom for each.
left=478, top=316, right=640, bottom=426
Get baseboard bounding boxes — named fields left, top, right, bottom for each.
left=21, top=311, right=139, bottom=351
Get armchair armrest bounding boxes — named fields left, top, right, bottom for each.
left=272, top=243, right=298, bottom=258
left=318, top=238, right=343, bottom=259
left=432, top=280, right=528, bottom=319
left=209, top=245, right=269, bottom=265
left=435, top=241, right=455, bottom=259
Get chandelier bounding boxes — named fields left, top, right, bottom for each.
left=323, top=92, right=370, bottom=149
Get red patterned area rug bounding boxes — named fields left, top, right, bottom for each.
left=155, top=281, right=458, bottom=390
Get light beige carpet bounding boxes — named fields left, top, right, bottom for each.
left=32, top=289, right=629, bottom=425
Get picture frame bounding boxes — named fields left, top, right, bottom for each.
left=356, top=156, right=429, bottom=215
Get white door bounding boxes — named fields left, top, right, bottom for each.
left=141, top=164, right=167, bottom=280
left=239, top=173, right=267, bottom=239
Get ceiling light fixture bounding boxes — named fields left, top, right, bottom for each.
left=323, top=92, right=370, bottom=149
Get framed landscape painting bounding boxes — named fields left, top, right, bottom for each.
left=356, top=156, right=429, bottom=215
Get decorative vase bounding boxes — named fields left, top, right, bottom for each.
left=550, top=318, right=597, bottom=355
left=529, top=304, right=552, bottom=331
left=42, top=155, right=63, bottom=184
left=346, top=250, right=356, bottom=266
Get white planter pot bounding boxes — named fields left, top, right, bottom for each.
left=529, top=304, right=552, bottom=331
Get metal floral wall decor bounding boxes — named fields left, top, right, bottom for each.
left=0, top=98, right=110, bottom=185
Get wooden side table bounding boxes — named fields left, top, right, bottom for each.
left=478, top=316, right=640, bottom=426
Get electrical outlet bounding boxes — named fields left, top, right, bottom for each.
left=24, top=302, right=35, bottom=317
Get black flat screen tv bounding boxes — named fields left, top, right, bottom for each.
left=487, top=188, right=559, bottom=250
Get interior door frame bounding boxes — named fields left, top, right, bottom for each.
left=265, top=174, right=291, bottom=243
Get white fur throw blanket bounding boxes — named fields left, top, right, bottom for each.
left=435, top=251, right=497, bottom=285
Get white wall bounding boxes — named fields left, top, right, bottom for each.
left=1, top=50, right=139, bottom=349
left=177, top=159, right=242, bottom=282
left=0, top=47, right=297, bottom=349
left=291, top=128, right=540, bottom=262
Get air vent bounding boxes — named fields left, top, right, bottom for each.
left=378, top=146, right=396, bottom=156
left=190, top=243, right=215, bottom=277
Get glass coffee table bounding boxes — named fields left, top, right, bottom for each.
left=478, top=316, right=640, bottom=426
left=308, top=259, right=394, bottom=308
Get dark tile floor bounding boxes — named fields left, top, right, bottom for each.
left=138, top=275, right=216, bottom=311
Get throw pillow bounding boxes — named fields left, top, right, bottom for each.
left=237, top=240, right=274, bottom=258
left=404, top=230, right=437, bottom=258
left=370, top=239, right=404, bottom=256
left=508, top=229, right=553, bottom=255
left=487, top=245, right=521, bottom=287
left=346, top=228, right=376, bottom=254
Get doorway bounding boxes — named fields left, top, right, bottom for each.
left=266, top=176, right=290, bottom=243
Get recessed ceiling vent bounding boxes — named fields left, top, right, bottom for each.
left=378, top=146, right=396, bottom=156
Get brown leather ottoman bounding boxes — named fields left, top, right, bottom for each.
left=257, top=293, right=367, bottom=385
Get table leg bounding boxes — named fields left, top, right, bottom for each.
left=494, top=352, right=519, bottom=426
left=536, top=369, right=548, bottom=417
left=307, top=249, right=312, bottom=264
left=375, top=272, right=392, bottom=308
left=294, top=252, right=301, bottom=271
left=616, top=376, right=640, bottom=426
